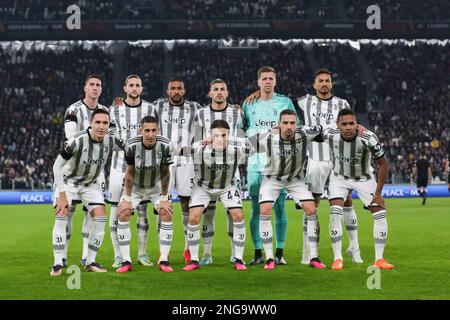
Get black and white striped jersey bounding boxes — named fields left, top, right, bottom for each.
left=194, top=104, right=245, bottom=142
left=325, top=129, right=385, bottom=181
left=64, top=100, right=108, bottom=139
left=253, top=126, right=323, bottom=181
left=109, top=99, right=156, bottom=172
left=59, top=129, right=124, bottom=187
left=153, top=98, right=202, bottom=149
left=298, top=94, right=350, bottom=161
left=124, top=135, right=173, bottom=189
left=182, top=141, right=250, bottom=189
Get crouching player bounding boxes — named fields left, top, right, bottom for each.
left=116, top=116, right=174, bottom=273
left=180, top=119, right=249, bottom=271
left=51, top=109, right=124, bottom=275
left=255, top=109, right=326, bottom=270
left=326, top=109, right=393, bottom=270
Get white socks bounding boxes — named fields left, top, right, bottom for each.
left=136, top=204, right=149, bottom=257
left=372, top=210, right=388, bottom=260
left=53, top=216, right=68, bottom=266
left=159, top=221, right=173, bottom=262
left=259, top=215, right=273, bottom=260
left=329, top=206, right=343, bottom=261
left=117, top=220, right=132, bottom=263
left=306, top=214, right=320, bottom=259
left=233, top=221, right=246, bottom=260
left=186, top=224, right=200, bottom=262
left=343, top=206, right=360, bottom=251
left=86, top=216, right=106, bottom=265
left=109, top=205, right=121, bottom=259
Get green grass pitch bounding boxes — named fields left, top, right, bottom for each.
left=1, top=197, right=449, bottom=300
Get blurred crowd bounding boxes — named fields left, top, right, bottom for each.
left=2, top=0, right=448, bottom=21
left=0, top=45, right=113, bottom=189
left=0, top=42, right=448, bottom=189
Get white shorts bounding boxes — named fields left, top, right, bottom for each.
left=306, top=159, right=333, bottom=195
left=329, top=174, right=377, bottom=207
left=189, top=185, right=242, bottom=210
left=259, top=177, right=314, bottom=206
left=107, top=167, right=125, bottom=204
left=131, top=185, right=161, bottom=210
left=169, top=159, right=194, bottom=198
left=53, top=182, right=105, bottom=213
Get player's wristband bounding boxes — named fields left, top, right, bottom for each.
left=122, top=194, right=132, bottom=202
left=160, top=194, right=169, bottom=201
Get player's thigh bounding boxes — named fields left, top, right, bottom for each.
left=219, top=186, right=243, bottom=218
left=306, top=159, right=332, bottom=195
left=189, top=185, right=211, bottom=211
left=108, top=167, right=125, bottom=203
left=176, top=163, right=194, bottom=197
left=353, top=178, right=378, bottom=207
left=259, top=178, right=283, bottom=213
left=286, top=179, right=315, bottom=214
left=81, top=184, right=106, bottom=216
left=328, top=174, right=352, bottom=204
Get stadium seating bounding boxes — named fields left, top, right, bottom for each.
left=0, top=41, right=448, bottom=189
left=1, top=0, right=448, bottom=21
left=0, top=44, right=113, bottom=189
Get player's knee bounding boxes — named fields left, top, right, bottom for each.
left=260, top=203, right=273, bottom=215
left=303, top=205, right=317, bottom=216
left=159, top=210, right=172, bottom=222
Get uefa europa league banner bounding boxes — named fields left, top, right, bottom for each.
left=0, top=185, right=449, bottom=205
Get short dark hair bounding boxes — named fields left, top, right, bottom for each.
left=257, top=66, right=276, bottom=79
left=420, top=151, right=427, bottom=158
left=211, top=119, right=230, bottom=130
left=167, top=78, right=184, bottom=88
left=337, top=108, right=356, bottom=121
left=85, top=74, right=102, bottom=85
left=124, top=74, right=142, bottom=85
left=315, top=68, right=332, bottom=79
left=209, top=78, right=227, bottom=89
left=279, top=109, right=297, bottom=121
left=141, top=116, right=158, bottom=126
left=91, top=108, right=110, bottom=121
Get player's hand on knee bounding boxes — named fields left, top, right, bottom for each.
left=55, top=198, right=69, bottom=217
left=159, top=200, right=173, bottom=216
left=370, top=193, right=385, bottom=209
left=118, top=200, right=132, bottom=216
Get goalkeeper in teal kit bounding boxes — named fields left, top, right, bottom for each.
left=243, top=66, right=296, bottom=265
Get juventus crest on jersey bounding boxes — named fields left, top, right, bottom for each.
left=153, top=98, right=202, bottom=149
left=325, top=129, right=385, bottom=181
left=64, top=100, right=108, bottom=139
left=60, top=129, right=124, bottom=187
left=298, top=94, right=350, bottom=161
left=124, top=135, right=173, bottom=189
left=109, top=99, right=156, bottom=172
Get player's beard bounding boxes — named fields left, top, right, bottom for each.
left=128, top=92, right=140, bottom=100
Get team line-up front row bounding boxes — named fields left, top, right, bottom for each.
left=50, top=68, right=394, bottom=276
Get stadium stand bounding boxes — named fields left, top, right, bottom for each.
left=0, top=40, right=448, bottom=189
left=0, top=44, right=113, bottom=189
left=1, top=0, right=449, bottom=21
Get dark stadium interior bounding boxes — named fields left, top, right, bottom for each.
left=1, top=0, right=449, bottom=21
left=0, top=39, right=448, bottom=190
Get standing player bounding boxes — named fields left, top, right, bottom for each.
left=326, top=109, right=393, bottom=270
left=180, top=120, right=248, bottom=271
left=194, top=79, right=245, bottom=265
left=153, top=78, right=202, bottom=263
left=256, top=110, right=326, bottom=270
left=50, top=109, right=124, bottom=276
left=412, top=151, right=432, bottom=205
left=63, top=74, right=108, bottom=267
left=298, top=69, right=362, bottom=264
left=116, top=116, right=174, bottom=273
left=243, top=66, right=296, bottom=265
left=108, top=75, right=156, bottom=268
